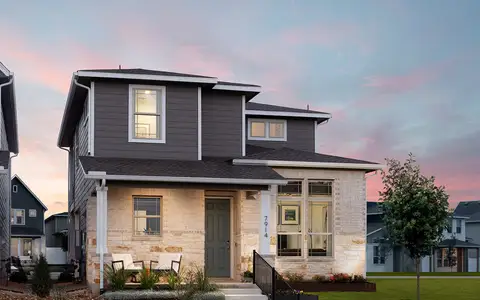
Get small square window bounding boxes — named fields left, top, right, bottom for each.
left=278, top=181, right=302, bottom=197
left=12, top=185, right=18, bottom=193
left=29, top=209, right=37, bottom=218
left=248, top=119, right=286, bottom=141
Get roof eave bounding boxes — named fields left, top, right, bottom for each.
left=245, top=109, right=332, bottom=121
left=232, top=159, right=385, bottom=171
left=57, top=75, right=76, bottom=148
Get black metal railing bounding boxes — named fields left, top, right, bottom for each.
left=253, top=250, right=299, bottom=300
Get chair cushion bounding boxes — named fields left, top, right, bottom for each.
left=154, top=253, right=182, bottom=272
left=112, top=253, right=137, bottom=270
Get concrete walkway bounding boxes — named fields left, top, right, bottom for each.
left=369, top=276, right=480, bottom=279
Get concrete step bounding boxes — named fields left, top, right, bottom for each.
left=221, top=288, right=263, bottom=294
left=221, top=286, right=268, bottom=300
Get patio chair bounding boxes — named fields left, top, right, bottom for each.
left=111, top=253, right=144, bottom=273
left=150, top=253, right=182, bottom=274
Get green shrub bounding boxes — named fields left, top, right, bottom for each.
left=9, top=269, right=28, bottom=283
left=104, top=264, right=132, bottom=291
left=242, top=270, right=253, bottom=278
left=31, top=254, right=52, bottom=298
left=166, top=271, right=182, bottom=290
left=184, top=265, right=217, bottom=292
left=139, top=267, right=160, bottom=290
left=351, top=274, right=367, bottom=282
left=283, top=271, right=304, bottom=283
left=332, top=273, right=351, bottom=282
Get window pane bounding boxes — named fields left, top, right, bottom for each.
left=134, top=89, right=158, bottom=114
left=277, top=234, right=302, bottom=256
left=135, top=115, right=160, bottom=139
left=278, top=181, right=302, bottom=197
left=308, top=180, right=332, bottom=196
left=308, top=234, right=332, bottom=256
left=134, top=197, right=161, bottom=216
left=308, top=202, right=332, bottom=234
left=269, top=122, right=284, bottom=138
left=135, top=217, right=161, bottom=235
left=250, top=121, right=266, bottom=137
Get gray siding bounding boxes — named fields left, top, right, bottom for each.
left=45, top=219, right=55, bottom=247
left=0, top=105, right=8, bottom=151
left=202, top=90, right=242, bottom=157
left=246, top=117, right=315, bottom=152
left=46, top=217, right=68, bottom=248
left=11, top=177, right=45, bottom=236
left=466, top=223, right=480, bottom=245
left=94, top=82, right=198, bottom=160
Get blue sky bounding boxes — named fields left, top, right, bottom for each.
left=1, top=0, right=479, bottom=215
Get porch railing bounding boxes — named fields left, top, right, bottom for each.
left=253, top=250, right=299, bottom=300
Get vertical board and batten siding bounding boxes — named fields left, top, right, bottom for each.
left=202, top=90, right=242, bottom=157
left=94, top=82, right=198, bottom=160
left=245, top=117, right=316, bottom=152
left=11, top=177, right=46, bottom=234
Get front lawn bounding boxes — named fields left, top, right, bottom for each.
left=309, top=279, right=480, bottom=300
left=367, top=272, right=480, bottom=277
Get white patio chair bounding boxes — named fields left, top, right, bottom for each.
left=111, top=253, right=144, bottom=273
left=150, top=253, right=182, bottom=274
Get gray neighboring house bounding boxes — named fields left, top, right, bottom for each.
left=0, top=62, right=19, bottom=285
left=57, top=68, right=384, bottom=292
left=454, top=201, right=480, bottom=269
left=367, top=201, right=480, bottom=273
left=45, top=212, right=68, bottom=264
left=10, top=175, right=48, bottom=258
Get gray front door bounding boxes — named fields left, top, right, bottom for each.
left=205, top=199, right=230, bottom=277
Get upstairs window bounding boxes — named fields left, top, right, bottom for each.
left=248, top=119, right=286, bottom=141
left=29, top=209, right=37, bottom=218
left=11, top=209, right=25, bottom=225
left=128, top=85, right=166, bottom=143
left=456, top=220, right=462, bottom=234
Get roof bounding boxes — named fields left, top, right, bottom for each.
left=246, top=102, right=328, bottom=114
left=12, top=175, right=48, bottom=211
left=45, top=212, right=68, bottom=223
left=11, top=226, right=43, bottom=237
left=79, top=156, right=286, bottom=185
left=245, top=102, right=331, bottom=123
left=0, top=151, right=10, bottom=170
left=0, top=62, right=19, bottom=154
left=79, top=68, right=215, bottom=79
left=454, top=201, right=480, bottom=222
left=438, top=239, right=480, bottom=248
left=217, top=81, right=261, bottom=88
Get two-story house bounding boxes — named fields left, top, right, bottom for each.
left=57, top=68, right=384, bottom=293
left=45, top=212, right=68, bottom=264
left=454, top=201, right=480, bottom=272
left=366, top=201, right=480, bottom=273
left=0, top=62, right=19, bottom=284
left=10, top=175, right=48, bottom=259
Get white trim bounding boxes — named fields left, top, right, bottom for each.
left=246, top=109, right=332, bottom=120
left=367, top=227, right=384, bottom=236
left=76, top=71, right=218, bottom=84
left=0, top=62, right=10, bottom=77
left=84, top=171, right=288, bottom=185
left=233, top=159, right=386, bottom=171
left=12, top=184, right=18, bottom=193
left=247, top=118, right=287, bottom=141
left=12, top=175, right=48, bottom=210
left=241, top=96, right=246, bottom=156
left=128, top=84, right=167, bottom=144
left=213, top=84, right=261, bottom=93
left=198, top=87, right=202, bottom=160
left=90, top=81, right=95, bottom=155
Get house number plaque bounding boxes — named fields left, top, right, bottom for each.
left=264, top=216, right=268, bottom=238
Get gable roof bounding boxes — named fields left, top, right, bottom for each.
left=12, top=175, right=48, bottom=211
left=245, top=102, right=331, bottom=123
left=45, top=212, right=68, bottom=223
left=454, top=201, right=480, bottom=222
left=78, top=68, right=216, bottom=79
left=0, top=62, right=19, bottom=154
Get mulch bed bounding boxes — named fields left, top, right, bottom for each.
left=0, top=283, right=95, bottom=300
left=0, top=289, right=95, bottom=300
left=288, top=281, right=376, bottom=292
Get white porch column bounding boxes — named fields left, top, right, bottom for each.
left=259, top=189, right=275, bottom=255
left=96, top=181, right=108, bottom=291
left=17, top=239, right=21, bottom=257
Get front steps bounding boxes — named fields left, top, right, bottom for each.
left=218, top=283, right=268, bottom=300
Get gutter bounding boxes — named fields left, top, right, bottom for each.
left=232, top=159, right=386, bottom=171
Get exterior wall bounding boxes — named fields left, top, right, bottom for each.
left=45, top=217, right=68, bottom=248
left=94, top=81, right=198, bottom=160
left=442, top=218, right=466, bottom=241
left=11, top=177, right=45, bottom=236
left=366, top=244, right=394, bottom=272
left=270, top=168, right=367, bottom=278
left=202, top=90, right=242, bottom=158
left=246, top=118, right=315, bottom=152
left=466, top=222, right=480, bottom=244
left=45, top=220, right=56, bottom=247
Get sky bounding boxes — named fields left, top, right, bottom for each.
left=0, top=0, right=479, bottom=216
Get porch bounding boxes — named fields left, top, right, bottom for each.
left=433, top=239, right=480, bottom=272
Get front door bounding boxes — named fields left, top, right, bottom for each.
left=205, top=199, right=230, bottom=277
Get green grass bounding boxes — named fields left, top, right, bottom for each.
left=309, top=279, right=480, bottom=300
left=367, top=272, right=480, bottom=277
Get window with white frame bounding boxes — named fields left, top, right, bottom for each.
left=248, top=119, right=286, bottom=141
left=134, top=197, right=162, bottom=236
left=373, top=246, right=386, bottom=264
left=29, top=209, right=37, bottom=218
left=12, top=185, right=18, bottom=193
left=11, top=209, right=25, bottom=225
left=129, top=85, right=166, bottom=143
left=277, top=179, right=334, bottom=257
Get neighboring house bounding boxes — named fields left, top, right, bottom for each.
left=45, top=212, right=68, bottom=264
left=454, top=200, right=480, bottom=271
left=10, top=175, right=47, bottom=259
left=56, top=68, right=383, bottom=292
left=0, top=62, right=19, bottom=285
left=366, top=201, right=480, bottom=272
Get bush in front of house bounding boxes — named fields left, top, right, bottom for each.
left=9, top=268, right=28, bottom=283
left=139, top=267, right=160, bottom=290
left=102, top=290, right=225, bottom=300
left=104, top=264, right=132, bottom=291
left=57, top=270, right=74, bottom=283
left=31, top=254, right=53, bottom=298
left=166, top=270, right=182, bottom=290
left=283, top=271, right=305, bottom=283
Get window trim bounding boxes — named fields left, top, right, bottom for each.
left=12, top=185, right=18, bottom=193
left=248, top=118, right=287, bottom=141
left=28, top=209, right=37, bottom=218
left=11, top=209, right=25, bottom=225
left=373, top=245, right=386, bottom=265
left=128, top=84, right=167, bottom=144
left=307, top=180, right=333, bottom=198
left=132, top=196, right=163, bottom=237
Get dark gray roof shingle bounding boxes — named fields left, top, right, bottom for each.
left=79, top=156, right=284, bottom=181
left=454, top=201, right=480, bottom=222
left=243, top=145, right=379, bottom=165
left=246, top=102, right=329, bottom=114
left=79, top=68, right=215, bottom=79
left=0, top=151, right=10, bottom=169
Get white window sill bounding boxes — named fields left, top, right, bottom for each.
left=129, top=138, right=166, bottom=144
left=248, top=137, right=287, bottom=142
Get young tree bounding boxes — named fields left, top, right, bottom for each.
left=380, top=153, right=450, bottom=300
left=31, top=254, right=52, bottom=298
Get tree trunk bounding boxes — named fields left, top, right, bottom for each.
left=416, top=257, right=421, bottom=300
